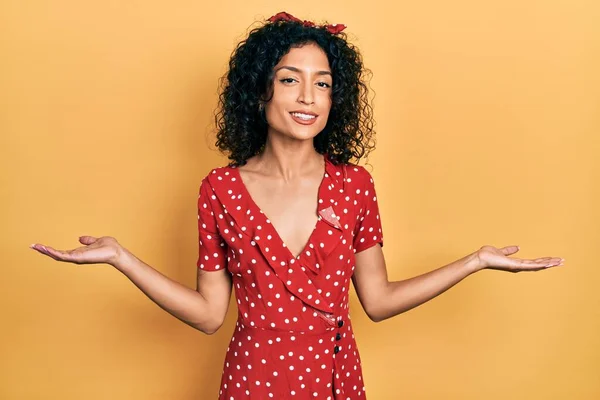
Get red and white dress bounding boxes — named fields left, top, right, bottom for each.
left=197, top=154, right=384, bottom=399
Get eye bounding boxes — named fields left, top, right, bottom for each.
left=317, top=82, right=331, bottom=88
left=279, top=78, right=297, bottom=84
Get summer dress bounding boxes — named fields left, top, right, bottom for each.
left=197, top=154, right=384, bottom=399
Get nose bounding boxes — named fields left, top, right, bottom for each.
left=297, top=81, right=315, bottom=105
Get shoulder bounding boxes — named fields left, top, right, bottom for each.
left=197, top=165, right=235, bottom=205
left=201, top=165, right=235, bottom=186
left=343, top=163, right=375, bottom=188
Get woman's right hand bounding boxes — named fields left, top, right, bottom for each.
left=30, top=236, right=124, bottom=267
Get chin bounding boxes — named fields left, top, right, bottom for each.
left=289, top=128, right=323, bottom=141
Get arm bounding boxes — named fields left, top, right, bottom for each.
left=113, top=246, right=232, bottom=334
left=350, top=167, right=477, bottom=321
left=112, top=176, right=233, bottom=334
left=30, top=236, right=233, bottom=335
left=30, top=178, right=233, bottom=334
left=351, top=244, right=479, bottom=322
left=352, top=244, right=564, bottom=322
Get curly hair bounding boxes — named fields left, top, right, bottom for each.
left=213, top=16, right=376, bottom=167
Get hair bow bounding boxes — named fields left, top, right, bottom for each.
left=267, top=11, right=347, bottom=34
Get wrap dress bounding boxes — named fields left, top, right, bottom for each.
left=196, top=153, right=384, bottom=399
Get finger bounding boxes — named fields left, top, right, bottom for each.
left=500, top=245, right=520, bottom=256
left=526, top=265, right=549, bottom=272
left=538, top=257, right=562, bottom=263
left=528, top=259, right=564, bottom=271
left=522, top=258, right=563, bottom=269
left=40, top=246, right=78, bottom=263
left=543, top=257, right=564, bottom=268
left=515, top=257, right=558, bottom=265
left=506, top=256, right=564, bottom=272
left=516, top=259, right=553, bottom=268
left=30, top=243, right=50, bottom=254
left=532, top=257, right=553, bottom=263
left=79, top=236, right=98, bottom=245
left=31, top=244, right=63, bottom=261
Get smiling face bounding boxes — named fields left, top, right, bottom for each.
left=263, top=42, right=333, bottom=142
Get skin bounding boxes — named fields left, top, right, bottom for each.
left=29, top=42, right=565, bottom=333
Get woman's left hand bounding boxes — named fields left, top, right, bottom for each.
left=475, top=245, right=564, bottom=273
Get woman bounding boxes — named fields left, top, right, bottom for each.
left=30, top=12, right=564, bottom=399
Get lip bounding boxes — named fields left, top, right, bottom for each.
left=290, top=110, right=318, bottom=116
left=289, top=111, right=318, bottom=125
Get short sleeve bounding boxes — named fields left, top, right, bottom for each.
left=352, top=168, right=384, bottom=253
left=196, top=178, right=228, bottom=271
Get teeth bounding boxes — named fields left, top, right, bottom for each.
left=291, top=112, right=316, bottom=120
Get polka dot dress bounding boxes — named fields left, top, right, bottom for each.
left=197, top=154, right=384, bottom=399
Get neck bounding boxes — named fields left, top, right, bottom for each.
left=256, top=144, right=325, bottom=181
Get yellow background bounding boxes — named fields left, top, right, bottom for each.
left=2, top=0, right=598, bottom=398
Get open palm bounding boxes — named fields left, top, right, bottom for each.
left=476, top=245, right=564, bottom=273
left=30, top=236, right=122, bottom=266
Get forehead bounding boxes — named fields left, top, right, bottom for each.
left=274, top=43, right=330, bottom=72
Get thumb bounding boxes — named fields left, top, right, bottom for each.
left=79, top=236, right=98, bottom=245
left=500, top=245, right=520, bottom=255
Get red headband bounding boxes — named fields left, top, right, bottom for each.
left=267, top=11, right=347, bottom=35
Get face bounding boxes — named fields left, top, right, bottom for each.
left=263, top=42, right=333, bottom=141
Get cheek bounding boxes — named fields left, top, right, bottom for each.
left=320, top=97, right=332, bottom=117
left=266, top=103, right=289, bottom=121
left=321, top=93, right=332, bottom=110
left=268, top=93, right=293, bottom=114
left=264, top=104, right=289, bottom=127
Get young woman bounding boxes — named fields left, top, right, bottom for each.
left=30, top=12, right=564, bottom=399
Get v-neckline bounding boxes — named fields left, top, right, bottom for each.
left=231, top=154, right=328, bottom=260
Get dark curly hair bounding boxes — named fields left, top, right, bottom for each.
left=213, top=15, right=376, bottom=167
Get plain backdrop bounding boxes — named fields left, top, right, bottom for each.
left=1, top=0, right=598, bottom=399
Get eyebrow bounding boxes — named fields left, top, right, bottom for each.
left=274, top=66, right=332, bottom=76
